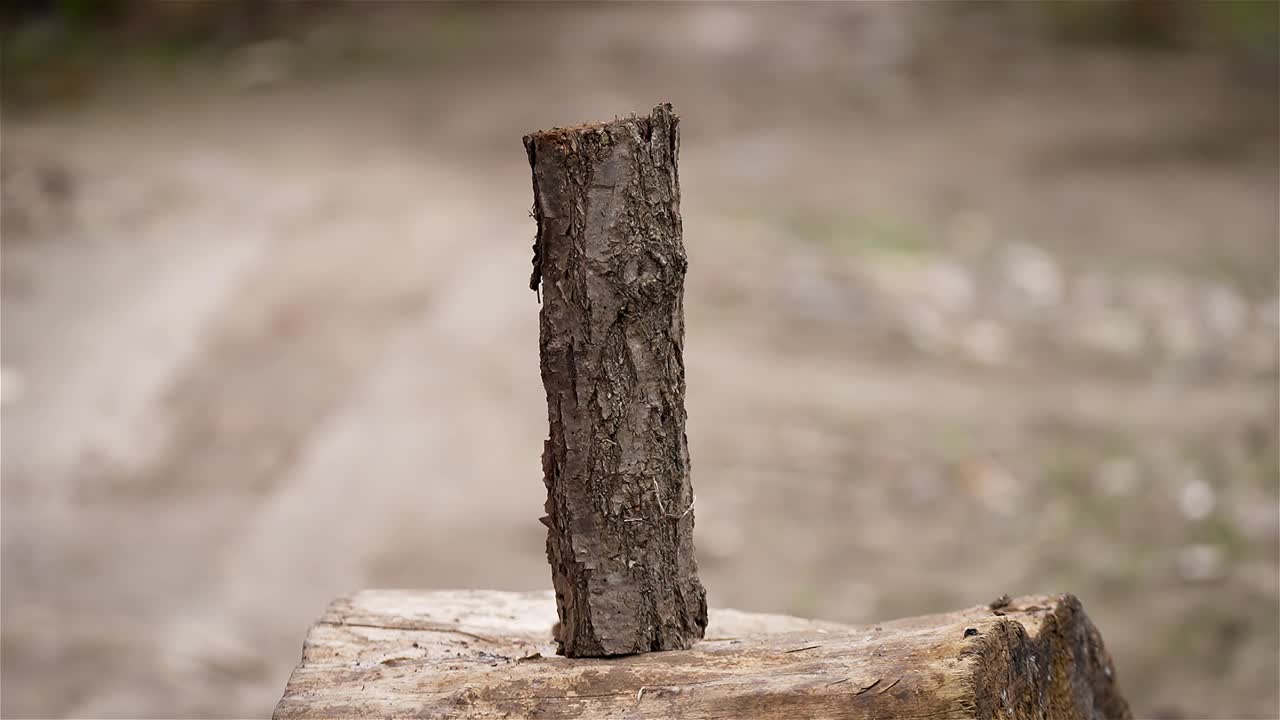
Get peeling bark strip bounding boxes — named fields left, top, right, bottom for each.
left=523, top=104, right=708, bottom=657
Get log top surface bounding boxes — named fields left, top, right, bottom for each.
left=274, top=590, right=1129, bottom=720
left=523, top=104, right=676, bottom=142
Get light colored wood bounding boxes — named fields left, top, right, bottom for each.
left=273, top=590, right=1130, bottom=720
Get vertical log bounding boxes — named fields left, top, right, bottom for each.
left=524, top=104, right=707, bottom=657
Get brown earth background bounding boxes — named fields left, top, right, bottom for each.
left=2, top=3, right=1277, bottom=718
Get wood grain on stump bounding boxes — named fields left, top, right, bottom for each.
left=524, top=104, right=707, bottom=657
left=273, top=590, right=1131, bottom=720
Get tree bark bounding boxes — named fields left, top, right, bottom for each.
left=272, top=591, right=1133, bottom=720
left=523, top=103, right=707, bottom=657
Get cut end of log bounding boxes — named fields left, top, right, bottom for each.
left=523, top=103, right=677, bottom=146
left=273, top=590, right=1130, bottom=720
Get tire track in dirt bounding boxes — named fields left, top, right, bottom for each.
left=79, top=178, right=455, bottom=504
left=5, top=173, right=470, bottom=717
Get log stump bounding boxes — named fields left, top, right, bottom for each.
left=272, top=590, right=1131, bottom=720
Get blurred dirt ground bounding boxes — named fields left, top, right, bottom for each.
left=2, top=4, right=1277, bottom=718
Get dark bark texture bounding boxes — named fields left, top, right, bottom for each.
left=524, top=104, right=708, bottom=657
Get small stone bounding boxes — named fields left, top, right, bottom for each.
left=1178, top=478, right=1215, bottom=521
left=998, top=242, right=1063, bottom=310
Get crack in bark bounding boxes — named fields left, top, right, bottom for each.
left=320, top=620, right=498, bottom=643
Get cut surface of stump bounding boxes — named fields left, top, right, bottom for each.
left=273, top=590, right=1131, bottom=720
left=524, top=103, right=706, bottom=657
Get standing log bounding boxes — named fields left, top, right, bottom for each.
left=272, top=591, right=1132, bottom=720
left=524, top=104, right=707, bottom=657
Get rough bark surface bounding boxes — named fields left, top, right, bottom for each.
left=272, top=591, right=1132, bottom=720
left=524, top=104, right=707, bottom=657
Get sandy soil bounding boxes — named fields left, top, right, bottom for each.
left=2, top=5, right=1277, bottom=718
